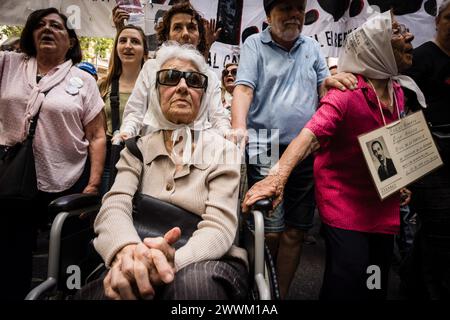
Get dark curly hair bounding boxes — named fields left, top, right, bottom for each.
left=20, top=7, right=82, bottom=64
left=155, top=2, right=207, bottom=56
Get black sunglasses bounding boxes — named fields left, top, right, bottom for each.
left=156, top=69, right=208, bottom=89
left=222, top=68, right=237, bottom=78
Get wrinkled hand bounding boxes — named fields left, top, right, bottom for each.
left=242, top=174, right=286, bottom=215
left=112, top=5, right=130, bottom=29
left=143, top=227, right=180, bottom=286
left=203, top=18, right=222, bottom=49
left=104, top=243, right=153, bottom=300
left=400, top=188, right=412, bottom=206
left=323, top=72, right=358, bottom=93
left=103, top=227, right=181, bottom=300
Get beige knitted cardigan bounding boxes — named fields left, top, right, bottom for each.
left=93, top=130, right=247, bottom=271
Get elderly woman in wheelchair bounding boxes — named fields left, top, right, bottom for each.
left=27, top=42, right=275, bottom=301
left=84, top=42, right=249, bottom=300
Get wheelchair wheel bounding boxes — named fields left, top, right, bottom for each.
left=264, top=244, right=280, bottom=300
left=248, top=243, right=280, bottom=300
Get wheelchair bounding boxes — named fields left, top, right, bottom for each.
left=26, top=144, right=279, bottom=300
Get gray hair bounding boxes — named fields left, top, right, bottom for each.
left=438, top=0, right=450, bottom=17
left=154, top=41, right=208, bottom=75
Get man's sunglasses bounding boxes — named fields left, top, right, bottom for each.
left=222, top=68, right=237, bottom=78
left=156, top=69, right=208, bottom=89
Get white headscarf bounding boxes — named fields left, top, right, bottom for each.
left=338, top=11, right=426, bottom=109
left=145, top=42, right=212, bottom=164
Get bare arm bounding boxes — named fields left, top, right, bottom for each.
left=112, top=5, right=129, bottom=30
left=229, top=84, right=254, bottom=147
left=242, top=128, right=320, bottom=212
left=202, top=19, right=222, bottom=59
left=83, top=112, right=106, bottom=194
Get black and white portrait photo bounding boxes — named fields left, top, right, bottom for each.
left=369, top=138, right=397, bottom=182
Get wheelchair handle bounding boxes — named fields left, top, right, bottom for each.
left=252, top=198, right=273, bottom=213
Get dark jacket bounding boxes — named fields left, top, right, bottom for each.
left=378, top=158, right=397, bottom=181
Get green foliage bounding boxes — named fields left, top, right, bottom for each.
left=79, top=36, right=114, bottom=61
left=0, top=25, right=23, bottom=41
left=1, top=25, right=23, bottom=37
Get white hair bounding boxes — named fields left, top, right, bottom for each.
left=439, top=0, right=450, bottom=16
left=154, top=41, right=208, bottom=75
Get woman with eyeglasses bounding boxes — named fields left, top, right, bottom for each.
left=242, top=12, right=424, bottom=300
left=221, top=63, right=238, bottom=118
left=80, top=43, right=248, bottom=300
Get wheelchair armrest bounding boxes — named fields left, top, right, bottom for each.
left=48, top=204, right=101, bottom=275
left=251, top=199, right=273, bottom=213
left=25, top=278, right=57, bottom=300
left=48, top=193, right=101, bottom=217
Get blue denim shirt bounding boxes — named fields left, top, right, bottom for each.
left=236, top=27, right=329, bottom=148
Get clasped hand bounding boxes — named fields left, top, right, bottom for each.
left=103, top=227, right=181, bottom=300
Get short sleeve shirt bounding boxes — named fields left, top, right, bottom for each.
left=0, top=52, right=104, bottom=192
left=235, top=27, right=329, bottom=147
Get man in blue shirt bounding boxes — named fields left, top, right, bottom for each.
left=232, top=0, right=356, bottom=298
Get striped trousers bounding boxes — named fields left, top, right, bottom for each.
left=76, top=258, right=248, bottom=300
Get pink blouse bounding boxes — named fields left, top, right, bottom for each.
left=305, top=75, right=404, bottom=235
left=0, top=52, right=104, bottom=192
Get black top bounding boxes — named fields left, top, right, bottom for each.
left=405, top=41, right=450, bottom=125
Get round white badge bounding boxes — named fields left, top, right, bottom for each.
left=69, top=77, right=84, bottom=89
left=65, top=84, right=79, bottom=95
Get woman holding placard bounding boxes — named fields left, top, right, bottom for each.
left=242, top=11, right=426, bottom=300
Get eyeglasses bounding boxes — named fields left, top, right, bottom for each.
left=222, top=68, right=237, bottom=78
left=156, top=69, right=208, bottom=89
left=392, top=24, right=410, bottom=37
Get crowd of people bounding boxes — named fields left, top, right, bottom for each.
left=0, top=0, right=449, bottom=301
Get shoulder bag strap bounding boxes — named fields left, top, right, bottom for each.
left=110, top=77, right=121, bottom=133
left=124, top=136, right=144, bottom=192
left=125, top=136, right=143, bottom=162
left=27, top=89, right=51, bottom=139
